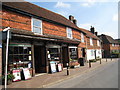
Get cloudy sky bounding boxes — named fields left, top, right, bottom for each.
left=25, top=0, right=119, bottom=39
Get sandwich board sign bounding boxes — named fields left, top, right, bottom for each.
left=12, top=69, right=21, bottom=82
left=50, top=61, right=57, bottom=73
left=58, top=63, right=62, bottom=72
left=22, top=68, right=31, bottom=80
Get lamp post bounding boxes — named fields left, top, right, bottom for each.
left=3, top=27, right=10, bottom=89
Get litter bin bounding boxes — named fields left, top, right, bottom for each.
left=78, top=58, right=85, bottom=66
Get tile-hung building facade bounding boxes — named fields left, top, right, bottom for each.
left=99, top=34, right=120, bottom=58
left=0, top=2, right=87, bottom=76
left=80, top=27, right=102, bottom=61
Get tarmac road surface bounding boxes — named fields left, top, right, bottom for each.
left=45, top=59, right=118, bottom=88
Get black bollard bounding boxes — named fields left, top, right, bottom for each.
left=89, top=60, right=91, bottom=68
left=66, top=63, right=69, bottom=75
left=106, top=58, right=107, bottom=62
left=100, top=59, right=101, bottom=64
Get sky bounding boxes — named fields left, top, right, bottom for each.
left=25, top=0, right=119, bottom=39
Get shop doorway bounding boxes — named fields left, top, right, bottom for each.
left=82, top=48, right=86, bottom=57
left=62, top=46, right=69, bottom=67
left=34, top=45, right=46, bottom=73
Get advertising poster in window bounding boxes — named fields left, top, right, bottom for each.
left=12, top=69, right=21, bottom=82
left=22, top=68, right=31, bottom=80
left=50, top=61, right=57, bottom=73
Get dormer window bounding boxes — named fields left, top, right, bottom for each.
left=66, top=27, right=73, bottom=39
left=32, top=18, right=42, bottom=34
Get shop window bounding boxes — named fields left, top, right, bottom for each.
left=66, top=27, right=73, bottom=39
left=32, top=18, right=42, bottom=34
left=69, top=48, right=77, bottom=60
left=48, top=48, right=60, bottom=61
left=8, top=44, right=32, bottom=71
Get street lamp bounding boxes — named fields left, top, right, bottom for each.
left=3, top=27, right=11, bottom=89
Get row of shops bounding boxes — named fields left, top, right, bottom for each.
left=2, top=29, right=80, bottom=81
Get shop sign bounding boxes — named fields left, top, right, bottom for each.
left=50, top=61, right=57, bottom=73
left=12, top=69, right=21, bottom=82
left=58, top=63, right=62, bottom=72
left=22, top=68, right=31, bottom=80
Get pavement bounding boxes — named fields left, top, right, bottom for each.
left=1, top=58, right=118, bottom=89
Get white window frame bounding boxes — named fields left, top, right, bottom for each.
left=31, top=17, right=43, bottom=35
left=90, top=38, right=93, bottom=46
left=97, top=40, right=100, bottom=46
left=81, top=33, right=84, bottom=43
left=66, top=27, right=73, bottom=39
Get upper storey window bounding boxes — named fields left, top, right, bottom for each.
left=32, top=18, right=42, bottom=34
left=66, top=27, right=73, bottom=39
left=81, top=33, right=84, bottom=43
left=90, top=38, right=93, bottom=46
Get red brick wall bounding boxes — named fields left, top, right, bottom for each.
left=42, top=21, right=67, bottom=37
left=87, top=37, right=101, bottom=49
left=0, top=48, right=2, bottom=76
left=1, top=9, right=31, bottom=31
left=110, top=44, right=120, bottom=50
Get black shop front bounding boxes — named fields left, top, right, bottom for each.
left=2, top=28, right=80, bottom=78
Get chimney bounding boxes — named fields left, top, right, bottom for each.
left=90, top=26, right=95, bottom=34
left=73, top=19, right=77, bottom=25
left=69, top=15, right=74, bottom=21
left=95, top=32, right=98, bottom=36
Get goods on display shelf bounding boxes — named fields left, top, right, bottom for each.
left=12, top=69, right=21, bottom=82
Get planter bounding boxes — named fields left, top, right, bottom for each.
left=69, top=61, right=80, bottom=68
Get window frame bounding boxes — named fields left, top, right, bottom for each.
left=90, top=38, right=93, bottom=46
left=31, top=18, right=43, bottom=35
left=81, top=33, right=84, bottom=43
left=66, top=27, right=73, bottom=39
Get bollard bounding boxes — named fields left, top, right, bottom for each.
left=100, top=59, right=101, bottom=64
left=66, top=63, right=69, bottom=75
left=111, top=57, right=112, bottom=61
left=89, top=60, right=91, bottom=68
left=106, top=58, right=107, bottom=62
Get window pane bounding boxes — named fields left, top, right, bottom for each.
left=33, top=18, right=41, bottom=27
left=33, top=27, right=41, bottom=33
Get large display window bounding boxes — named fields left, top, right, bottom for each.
left=47, top=45, right=61, bottom=61
left=8, top=44, right=32, bottom=71
left=69, top=46, right=78, bottom=60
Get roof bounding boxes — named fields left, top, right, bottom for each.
left=79, top=28, right=100, bottom=40
left=99, top=34, right=119, bottom=44
left=2, top=2, right=84, bottom=33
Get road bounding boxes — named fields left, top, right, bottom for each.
left=45, top=59, right=118, bottom=88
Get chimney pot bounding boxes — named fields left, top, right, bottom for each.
left=73, top=19, right=77, bottom=25
left=90, top=26, right=95, bottom=34
left=69, top=15, right=74, bottom=21
left=95, top=32, right=98, bottom=36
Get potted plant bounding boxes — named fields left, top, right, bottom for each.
left=2, top=73, right=15, bottom=85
